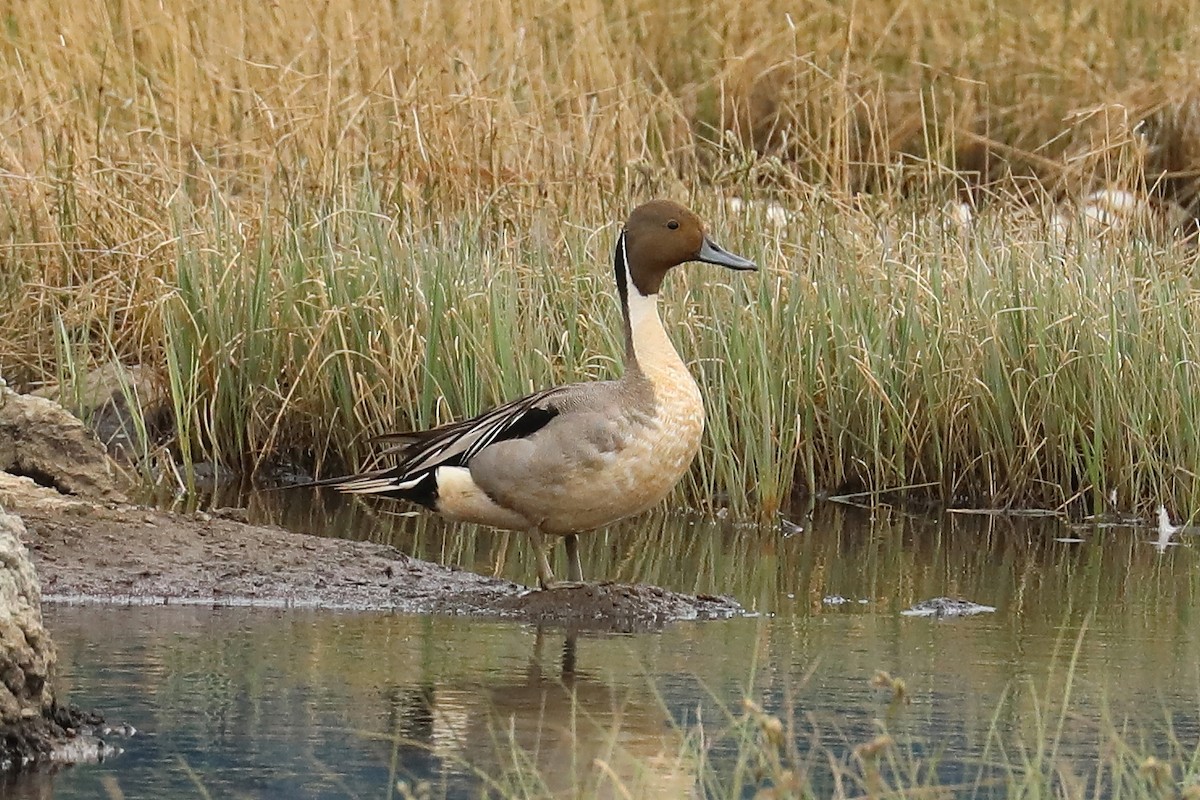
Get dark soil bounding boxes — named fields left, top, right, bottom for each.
left=19, top=502, right=743, bottom=633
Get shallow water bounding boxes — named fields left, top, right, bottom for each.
left=14, top=500, right=1200, bottom=797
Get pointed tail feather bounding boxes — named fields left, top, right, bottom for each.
left=286, top=468, right=439, bottom=509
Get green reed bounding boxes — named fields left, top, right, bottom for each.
left=151, top=184, right=1200, bottom=517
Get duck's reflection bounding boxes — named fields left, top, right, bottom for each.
left=385, top=628, right=695, bottom=799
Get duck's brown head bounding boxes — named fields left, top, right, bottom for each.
left=618, top=200, right=756, bottom=297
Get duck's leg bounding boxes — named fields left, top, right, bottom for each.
left=492, top=531, right=511, bottom=577
left=527, top=530, right=558, bottom=589
left=564, top=534, right=583, bottom=582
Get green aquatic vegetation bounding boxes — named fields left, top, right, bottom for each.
left=144, top=189, right=1200, bottom=519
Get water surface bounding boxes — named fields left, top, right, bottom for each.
left=16, top=501, right=1200, bottom=797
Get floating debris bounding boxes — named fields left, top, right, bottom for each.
left=948, top=507, right=1061, bottom=518
left=779, top=517, right=805, bottom=537
left=1154, top=504, right=1183, bottom=553
left=901, top=597, right=996, bottom=618
left=822, top=595, right=870, bottom=607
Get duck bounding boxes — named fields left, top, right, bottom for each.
left=304, top=200, right=756, bottom=588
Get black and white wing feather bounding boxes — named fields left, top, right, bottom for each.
left=301, top=386, right=570, bottom=507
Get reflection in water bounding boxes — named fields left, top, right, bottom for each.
left=423, top=631, right=694, bottom=798
left=13, top=502, right=1200, bottom=797
left=33, top=609, right=709, bottom=798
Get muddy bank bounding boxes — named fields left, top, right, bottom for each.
left=17, top=497, right=740, bottom=631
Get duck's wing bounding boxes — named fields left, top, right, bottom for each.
left=299, top=385, right=576, bottom=506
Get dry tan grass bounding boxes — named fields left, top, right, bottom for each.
left=3, top=0, right=1199, bottom=240
left=5, top=0, right=1200, bottom=511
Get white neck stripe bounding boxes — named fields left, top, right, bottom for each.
left=621, top=247, right=661, bottom=367
left=626, top=276, right=659, bottom=332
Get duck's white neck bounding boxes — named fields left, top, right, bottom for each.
left=617, top=237, right=688, bottom=380
left=627, top=288, right=671, bottom=368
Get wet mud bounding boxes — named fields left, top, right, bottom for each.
left=17, top=500, right=742, bottom=632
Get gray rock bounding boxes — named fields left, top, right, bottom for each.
left=0, top=509, right=108, bottom=771
left=0, top=510, right=55, bottom=723
left=0, top=381, right=127, bottom=502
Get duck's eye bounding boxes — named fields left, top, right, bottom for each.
left=667, top=219, right=680, bottom=230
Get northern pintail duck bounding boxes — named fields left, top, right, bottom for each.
left=309, top=200, right=755, bottom=588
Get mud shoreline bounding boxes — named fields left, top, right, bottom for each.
left=13, top=487, right=742, bottom=632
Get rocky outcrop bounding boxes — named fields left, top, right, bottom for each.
left=0, top=378, right=117, bottom=770
left=0, top=509, right=104, bottom=770
left=0, top=379, right=127, bottom=503
left=0, top=510, right=110, bottom=771
left=0, top=511, right=54, bottom=720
